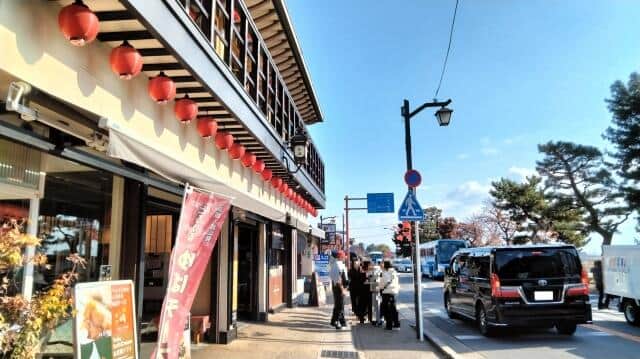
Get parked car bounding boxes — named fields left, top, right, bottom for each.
left=602, top=245, right=640, bottom=326
left=393, top=258, right=412, bottom=272
left=444, top=245, right=592, bottom=336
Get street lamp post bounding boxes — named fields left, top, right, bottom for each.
left=401, top=98, right=452, bottom=341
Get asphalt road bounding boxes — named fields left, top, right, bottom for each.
left=396, top=273, right=640, bottom=359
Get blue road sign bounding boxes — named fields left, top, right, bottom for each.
left=398, top=190, right=424, bottom=221
left=367, top=193, right=395, bottom=213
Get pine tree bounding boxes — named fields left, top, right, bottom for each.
left=604, top=73, right=640, bottom=228
left=490, top=176, right=587, bottom=247
left=537, top=141, right=630, bottom=246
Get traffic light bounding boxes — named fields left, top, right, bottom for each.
left=402, top=221, right=411, bottom=235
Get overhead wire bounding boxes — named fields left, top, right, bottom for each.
left=433, top=0, right=460, bottom=99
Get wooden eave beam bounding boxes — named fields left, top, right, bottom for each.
left=274, top=52, right=293, bottom=64
left=138, top=48, right=171, bottom=57
left=169, top=76, right=196, bottom=83
left=97, top=30, right=153, bottom=42
left=95, top=11, right=135, bottom=21
left=253, top=9, right=276, bottom=22
left=248, top=0, right=272, bottom=12
left=142, top=63, right=184, bottom=71
left=176, top=87, right=206, bottom=94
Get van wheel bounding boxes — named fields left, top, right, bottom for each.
left=623, top=301, right=640, bottom=326
left=556, top=321, right=577, bottom=335
left=444, top=293, right=458, bottom=319
left=476, top=304, right=494, bottom=337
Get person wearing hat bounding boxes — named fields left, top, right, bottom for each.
left=329, top=250, right=349, bottom=329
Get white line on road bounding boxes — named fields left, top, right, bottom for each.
left=454, top=330, right=612, bottom=341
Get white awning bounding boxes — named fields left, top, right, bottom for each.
left=100, top=118, right=294, bottom=224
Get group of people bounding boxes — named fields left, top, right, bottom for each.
left=328, top=250, right=401, bottom=331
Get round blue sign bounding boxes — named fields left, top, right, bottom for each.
left=404, top=170, right=422, bottom=188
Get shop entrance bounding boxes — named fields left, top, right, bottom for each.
left=140, top=198, right=179, bottom=341
left=236, top=224, right=259, bottom=321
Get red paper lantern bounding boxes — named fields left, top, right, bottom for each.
left=109, top=41, right=143, bottom=80
left=279, top=182, right=289, bottom=194
left=215, top=132, right=234, bottom=150
left=148, top=72, right=176, bottom=104
left=233, top=9, right=241, bottom=23
left=253, top=159, right=265, bottom=174
left=174, top=95, right=198, bottom=123
left=58, top=0, right=99, bottom=46
left=271, top=177, right=283, bottom=189
left=261, top=168, right=273, bottom=181
left=197, top=117, right=218, bottom=138
left=229, top=143, right=245, bottom=160
left=241, top=152, right=256, bottom=168
left=286, top=188, right=293, bottom=199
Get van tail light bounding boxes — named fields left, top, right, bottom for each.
left=567, top=269, right=590, bottom=297
left=491, top=273, right=520, bottom=299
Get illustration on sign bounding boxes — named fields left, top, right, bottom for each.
left=398, top=190, right=424, bottom=221
left=366, top=193, right=395, bottom=213
left=74, top=280, right=137, bottom=359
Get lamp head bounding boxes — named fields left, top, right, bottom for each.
left=435, top=106, right=453, bottom=126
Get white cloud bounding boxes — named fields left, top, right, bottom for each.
left=457, top=153, right=469, bottom=160
left=508, top=166, right=536, bottom=180
left=503, top=136, right=524, bottom=145
left=481, top=147, right=499, bottom=156
left=434, top=181, right=491, bottom=219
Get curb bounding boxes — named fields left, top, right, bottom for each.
left=398, top=308, right=484, bottom=359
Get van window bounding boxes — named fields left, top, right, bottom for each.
left=495, top=248, right=581, bottom=280
left=468, top=256, right=490, bottom=279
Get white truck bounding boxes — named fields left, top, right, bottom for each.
left=602, top=245, right=640, bottom=326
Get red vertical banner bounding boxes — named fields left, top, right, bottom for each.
left=153, top=185, right=232, bottom=359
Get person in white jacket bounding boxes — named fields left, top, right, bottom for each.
left=378, top=260, right=400, bottom=330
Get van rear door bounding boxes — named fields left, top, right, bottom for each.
left=494, top=247, right=582, bottom=303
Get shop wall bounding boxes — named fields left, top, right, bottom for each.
left=0, top=1, right=311, bottom=226
left=191, top=259, right=211, bottom=316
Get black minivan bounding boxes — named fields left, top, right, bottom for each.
left=443, top=245, right=592, bottom=336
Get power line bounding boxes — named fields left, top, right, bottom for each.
left=434, top=0, right=460, bottom=99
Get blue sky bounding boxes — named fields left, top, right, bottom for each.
left=286, top=0, right=640, bottom=254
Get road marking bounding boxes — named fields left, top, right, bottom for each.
left=582, top=324, right=640, bottom=344
left=454, top=335, right=484, bottom=340
left=454, top=331, right=612, bottom=341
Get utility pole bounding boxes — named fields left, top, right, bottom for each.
left=400, top=98, right=452, bottom=341
left=343, top=195, right=368, bottom=264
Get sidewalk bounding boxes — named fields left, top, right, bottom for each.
left=141, top=292, right=440, bottom=358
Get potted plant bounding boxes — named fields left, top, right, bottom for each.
left=0, top=218, right=84, bottom=358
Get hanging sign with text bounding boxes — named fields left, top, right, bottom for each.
left=153, top=185, right=232, bottom=359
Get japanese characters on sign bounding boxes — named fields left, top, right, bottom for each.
left=74, top=280, right=137, bottom=359
left=153, top=185, right=232, bottom=359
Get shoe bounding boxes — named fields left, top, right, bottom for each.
left=359, top=318, right=365, bottom=324
left=335, top=324, right=342, bottom=330
left=392, top=327, right=400, bottom=331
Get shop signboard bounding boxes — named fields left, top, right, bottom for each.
left=153, top=185, right=232, bottom=359
left=73, top=280, right=137, bottom=359
left=314, top=254, right=330, bottom=285
left=320, top=223, right=336, bottom=245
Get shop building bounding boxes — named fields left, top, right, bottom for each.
left=0, top=0, right=326, bottom=352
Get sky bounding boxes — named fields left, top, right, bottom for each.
left=285, top=0, right=640, bottom=254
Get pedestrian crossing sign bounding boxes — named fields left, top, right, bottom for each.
left=398, top=190, right=424, bottom=221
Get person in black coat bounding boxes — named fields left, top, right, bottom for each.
left=348, top=260, right=366, bottom=323
left=360, top=261, right=372, bottom=323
